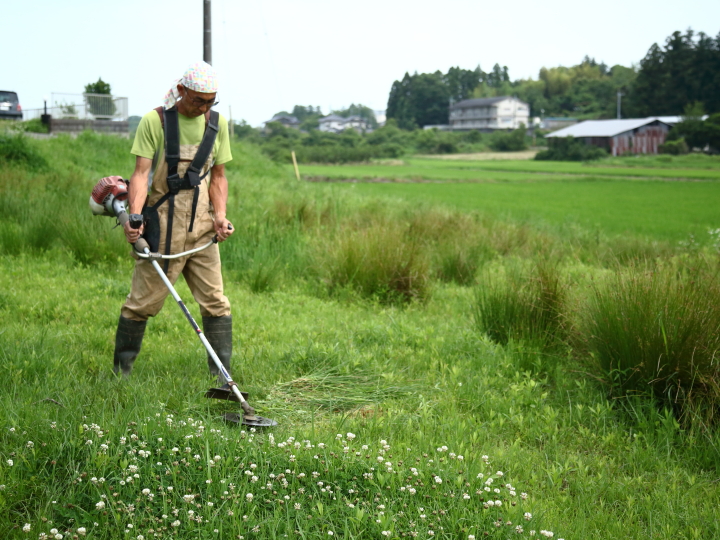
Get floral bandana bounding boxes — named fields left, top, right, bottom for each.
left=163, top=61, right=219, bottom=109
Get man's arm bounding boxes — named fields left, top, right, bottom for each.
left=122, top=156, right=152, bottom=244
left=208, top=163, right=234, bottom=242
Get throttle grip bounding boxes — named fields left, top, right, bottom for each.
left=213, top=223, right=233, bottom=244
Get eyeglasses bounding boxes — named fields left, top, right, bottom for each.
left=189, top=96, right=219, bottom=108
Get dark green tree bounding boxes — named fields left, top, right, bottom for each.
left=386, top=71, right=450, bottom=129
left=631, top=30, right=720, bottom=116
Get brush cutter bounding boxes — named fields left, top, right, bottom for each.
left=90, top=176, right=277, bottom=428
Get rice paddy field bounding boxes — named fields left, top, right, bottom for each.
left=1, top=132, right=720, bottom=540
left=300, top=155, right=720, bottom=241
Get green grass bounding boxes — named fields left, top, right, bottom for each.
left=324, top=180, right=720, bottom=242
left=2, top=134, right=720, bottom=539
left=300, top=154, right=720, bottom=182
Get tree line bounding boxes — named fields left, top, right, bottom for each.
left=386, top=29, right=720, bottom=128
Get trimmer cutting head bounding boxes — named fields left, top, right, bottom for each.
left=223, top=413, right=279, bottom=427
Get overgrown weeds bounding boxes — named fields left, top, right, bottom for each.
left=0, top=133, right=47, bottom=170
left=577, top=263, right=720, bottom=424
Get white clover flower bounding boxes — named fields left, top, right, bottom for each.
left=137, top=536, right=145, bottom=540
left=487, top=500, right=495, bottom=507
left=246, top=493, right=254, bottom=501
left=50, top=529, right=58, bottom=535
left=294, top=503, right=301, bottom=510
left=524, top=513, right=533, bottom=521
left=184, top=495, right=195, bottom=503
left=516, top=526, right=524, bottom=534
left=328, top=531, right=334, bottom=536
left=463, top=493, right=471, bottom=500
left=142, top=489, right=151, bottom=496
left=171, top=520, right=180, bottom=527
left=428, top=531, right=434, bottom=536
left=361, top=444, right=368, bottom=450
left=540, top=531, right=554, bottom=537
left=85, top=440, right=93, bottom=445
left=468, top=536, right=476, bottom=540
left=207, top=502, right=214, bottom=507
left=7, top=459, right=13, bottom=466
left=22, top=523, right=31, bottom=532
left=95, top=501, right=105, bottom=510
left=26, top=441, right=34, bottom=448
left=377, top=456, right=384, bottom=463
left=496, top=471, right=504, bottom=477
left=495, top=500, right=502, bottom=506
left=77, top=528, right=86, bottom=536
left=127, top=524, right=133, bottom=529
left=434, top=476, right=442, bottom=484
left=521, top=492, right=528, bottom=500
left=55, top=534, right=63, bottom=540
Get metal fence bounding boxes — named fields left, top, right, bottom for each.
left=23, top=93, right=128, bottom=121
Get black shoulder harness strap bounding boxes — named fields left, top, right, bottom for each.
left=143, top=106, right=220, bottom=272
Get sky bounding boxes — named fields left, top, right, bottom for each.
left=4, top=0, right=719, bottom=127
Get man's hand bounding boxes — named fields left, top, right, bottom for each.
left=214, top=217, right=234, bottom=242
left=123, top=221, right=144, bottom=244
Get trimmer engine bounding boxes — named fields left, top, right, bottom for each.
left=89, top=176, right=128, bottom=217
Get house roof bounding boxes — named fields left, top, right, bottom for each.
left=319, top=114, right=346, bottom=123
left=451, top=96, right=521, bottom=110
left=267, top=114, right=299, bottom=124
left=545, top=118, right=670, bottom=138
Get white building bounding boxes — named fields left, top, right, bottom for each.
left=318, top=114, right=372, bottom=133
left=449, top=96, right=529, bottom=131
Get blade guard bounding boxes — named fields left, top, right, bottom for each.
left=90, top=176, right=128, bottom=216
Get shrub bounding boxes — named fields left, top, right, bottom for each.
left=320, top=221, right=430, bottom=304
left=474, top=260, right=567, bottom=349
left=489, top=124, right=528, bottom=152
left=659, top=138, right=689, bottom=155
left=535, top=136, right=607, bottom=161
left=578, top=265, right=720, bottom=421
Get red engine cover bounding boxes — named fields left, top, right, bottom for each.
left=91, top=176, right=128, bottom=204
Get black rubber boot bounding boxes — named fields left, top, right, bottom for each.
left=203, top=315, right=233, bottom=382
left=113, top=316, right=147, bottom=376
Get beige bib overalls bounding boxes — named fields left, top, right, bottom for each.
left=121, top=123, right=231, bottom=322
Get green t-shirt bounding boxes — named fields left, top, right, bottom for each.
left=131, top=109, right=232, bottom=166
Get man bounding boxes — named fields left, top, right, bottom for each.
left=114, top=61, right=235, bottom=383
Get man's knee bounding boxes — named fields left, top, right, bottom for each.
left=121, top=300, right=165, bottom=322
left=199, top=296, right=231, bottom=318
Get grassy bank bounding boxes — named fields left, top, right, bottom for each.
left=1, top=132, right=720, bottom=539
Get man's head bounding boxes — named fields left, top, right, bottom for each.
left=164, top=61, right=219, bottom=115
left=176, top=85, right=218, bottom=118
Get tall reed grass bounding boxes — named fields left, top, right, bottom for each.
left=474, top=260, right=567, bottom=350
left=577, top=264, right=720, bottom=422
left=319, top=219, right=431, bottom=304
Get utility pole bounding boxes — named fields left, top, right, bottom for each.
left=617, top=90, right=624, bottom=119
left=204, top=0, right=212, bottom=65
